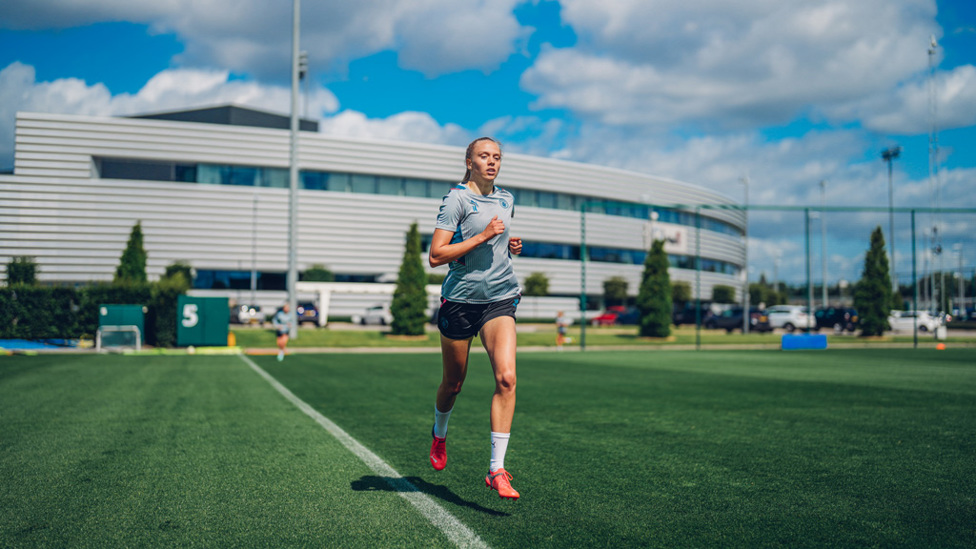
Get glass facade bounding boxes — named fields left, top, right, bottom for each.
left=96, top=157, right=744, bottom=237
left=97, top=157, right=742, bottom=287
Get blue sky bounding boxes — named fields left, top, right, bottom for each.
left=2, top=0, right=974, bottom=287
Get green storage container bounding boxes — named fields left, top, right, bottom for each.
left=99, top=304, right=145, bottom=345
left=177, top=296, right=230, bottom=347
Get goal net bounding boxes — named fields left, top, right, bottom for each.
left=96, top=325, right=142, bottom=352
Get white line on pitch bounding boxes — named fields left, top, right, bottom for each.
left=239, top=354, right=489, bottom=549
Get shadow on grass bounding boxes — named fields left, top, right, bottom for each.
left=351, top=475, right=509, bottom=516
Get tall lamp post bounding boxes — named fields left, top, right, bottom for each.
left=740, top=177, right=749, bottom=334
left=251, top=192, right=258, bottom=306
left=820, top=180, right=828, bottom=307
left=287, top=0, right=301, bottom=338
left=954, top=243, right=964, bottom=314
left=882, top=146, right=901, bottom=290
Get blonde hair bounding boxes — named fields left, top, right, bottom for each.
left=462, top=137, right=502, bottom=183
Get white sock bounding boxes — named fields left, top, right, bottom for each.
left=433, top=405, right=452, bottom=438
left=489, top=432, right=510, bottom=472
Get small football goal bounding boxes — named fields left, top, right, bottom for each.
left=95, top=325, right=142, bottom=352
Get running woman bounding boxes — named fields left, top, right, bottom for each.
left=272, top=303, right=292, bottom=361
left=428, top=137, right=523, bottom=499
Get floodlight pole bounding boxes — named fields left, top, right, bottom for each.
left=740, top=177, right=749, bottom=334
left=695, top=207, right=702, bottom=350
left=805, top=208, right=814, bottom=329
left=287, top=0, right=301, bottom=338
left=882, top=146, right=901, bottom=291
left=820, top=180, right=828, bottom=307
left=580, top=207, right=587, bottom=351
left=911, top=210, right=918, bottom=348
left=251, top=191, right=258, bottom=305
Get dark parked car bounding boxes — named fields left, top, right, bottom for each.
left=672, top=304, right=714, bottom=326
left=615, top=306, right=640, bottom=325
left=704, top=307, right=773, bottom=333
left=813, top=307, right=858, bottom=333
left=296, top=301, right=319, bottom=326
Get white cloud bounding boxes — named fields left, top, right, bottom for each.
left=851, top=65, right=976, bottom=135
left=0, top=61, right=339, bottom=168
left=524, top=0, right=941, bottom=129
left=394, top=0, right=530, bottom=75
left=0, top=0, right=531, bottom=79
left=318, top=110, right=469, bottom=145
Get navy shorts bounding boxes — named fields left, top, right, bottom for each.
left=438, top=295, right=520, bottom=340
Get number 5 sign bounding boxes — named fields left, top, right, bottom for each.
left=176, top=296, right=229, bottom=347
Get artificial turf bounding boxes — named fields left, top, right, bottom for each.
left=0, top=354, right=451, bottom=548
left=265, top=348, right=976, bottom=548
left=2, top=349, right=974, bottom=548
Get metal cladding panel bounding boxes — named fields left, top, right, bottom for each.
left=3, top=111, right=745, bottom=294
left=14, top=112, right=743, bottom=231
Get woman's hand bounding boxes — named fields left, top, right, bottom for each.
left=481, top=215, right=505, bottom=241
left=509, top=237, right=522, bottom=255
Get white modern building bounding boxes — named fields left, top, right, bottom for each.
left=1, top=106, right=745, bottom=317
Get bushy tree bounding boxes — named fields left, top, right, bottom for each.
left=636, top=240, right=672, bottom=337
left=115, top=221, right=148, bottom=284
left=302, top=264, right=335, bottom=282
left=6, top=256, right=38, bottom=285
left=672, top=281, right=691, bottom=306
left=712, top=285, right=736, bottom=304
left=163, top=262, right=192, bottom=290
left=853, top=226, right=892, bottom=336
left=603, top=276, right=629, bottom=306
left=390, top=222, right=428, bottom=335
left=523, top=272, right=549, bottom=296
left=750, top=274, right=785, bottom=307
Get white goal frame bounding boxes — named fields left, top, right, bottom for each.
left=295, top=282, right=441, bottom=327
left=96, top=325, right=142, bottom=352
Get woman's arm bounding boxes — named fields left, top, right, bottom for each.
left=429, top=216, right=505, bottom=267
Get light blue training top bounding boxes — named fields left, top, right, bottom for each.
left=272, top=309, right=292, bottom=332
left=434, top=184, right=521, bottom=304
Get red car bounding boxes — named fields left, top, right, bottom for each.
left=591, top=306, right=626, bottom=326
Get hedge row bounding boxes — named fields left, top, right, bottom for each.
left=0, top=280, right=185, bottom=347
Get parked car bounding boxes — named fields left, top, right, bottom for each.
left=615, top=306, right=640, bottom=325
left=355, top=304, right=393, bottom=326
left=887, top=310, right=941, bottom=332
left=230, top=304, right=263, bottom=324
left=765, top=305, right=811, bottom=332
left=591, top=306, right=626, bottom=326
left=672, top=304, right=715, bottom=326
left=813, top=307, right=858, bottom=333
left=296, top=301, right=319, bottom=326
left=703, top=307, right=773, bottom=333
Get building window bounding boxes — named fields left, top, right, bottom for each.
left=95, top=156, right=744, bottom=237
left=350, top=174, right=376, bottom=194
left=377, top=176, right=402, bottom=196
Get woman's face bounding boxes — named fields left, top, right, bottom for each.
left=466, top=140, right=501, bottom=183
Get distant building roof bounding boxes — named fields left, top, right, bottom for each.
left=130, top=105, right=318, bottom=132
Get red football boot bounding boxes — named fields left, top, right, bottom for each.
left=485, top=468, right=520, bottom=499
left=430, top=427, right=447, bottom=471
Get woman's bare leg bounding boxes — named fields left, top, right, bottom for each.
left=436, top=335, right=472, bottom=413
left=480, top=316, right=517, bottom=433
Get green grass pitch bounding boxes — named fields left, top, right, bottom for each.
left=2, top=349, right=974, bottom=548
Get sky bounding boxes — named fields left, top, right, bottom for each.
left=2, top=0, right=975, bottom=289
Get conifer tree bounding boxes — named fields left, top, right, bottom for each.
left=603, top=276, right=629, bottom=307
left=115, top=221, right=148, bottom=284
left=523, top=272, right=549, bottom=296
left=391, top=222, right=428, bottom=335
left=853, top=226, right=892, bottom=336
left=6, top=256, right=38, bottom=285
left=636, top=239, right=672, bottom=337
